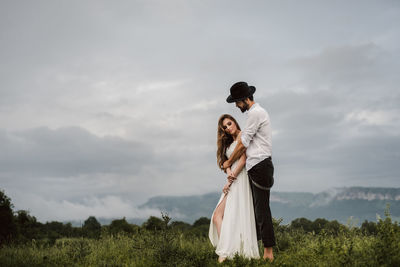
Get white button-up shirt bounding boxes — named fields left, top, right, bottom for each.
left=240, top=103, right=272, bottom=171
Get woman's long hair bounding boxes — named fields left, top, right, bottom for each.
left=217, top=114, right=241, bottom=171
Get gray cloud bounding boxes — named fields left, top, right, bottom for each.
left=1, top=0, right=399, bottom=221
left=0, top=126, right=153, bottom=176
left=260, top=43, right=400, bottom=192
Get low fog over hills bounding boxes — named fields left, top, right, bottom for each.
left=138, top=187, right=400, bottom=225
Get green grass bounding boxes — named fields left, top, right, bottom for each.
left=1, top=208, right=400, bottom=267
left=1, top=216, right=399, bottom=267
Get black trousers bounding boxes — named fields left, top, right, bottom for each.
left=247, top=157, right=276, bottom=248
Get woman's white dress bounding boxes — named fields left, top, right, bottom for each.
left=209, top=140, right=260, bottom=259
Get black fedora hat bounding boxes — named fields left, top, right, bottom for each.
left=226, top=81, right=256, bottom=103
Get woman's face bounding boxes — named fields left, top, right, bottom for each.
left=222, top=118, right=237, bottom=136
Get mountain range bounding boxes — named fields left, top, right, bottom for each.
left=138, top=187, right=400, bottom=225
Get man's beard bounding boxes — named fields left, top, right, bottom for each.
left=239, top=102, right=249, bottom=113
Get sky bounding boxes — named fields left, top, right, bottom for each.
left=1, top=0, right=399, bottom=222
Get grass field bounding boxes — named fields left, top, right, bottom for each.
left=1, top=211, right=399, bottom=267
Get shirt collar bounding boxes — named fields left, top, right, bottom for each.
left=248, top=102, right=258, bottom=112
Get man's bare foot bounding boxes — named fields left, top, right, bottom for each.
left=263, top=247, right=274, bottom=262
left=263, top=254, right=274, bottom=262
left=218, top=256, right=226, bottom=263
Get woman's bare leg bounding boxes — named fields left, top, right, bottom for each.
left=212, top=194, right=228, bottom=263
left=212, top=194, right=228, bottom=237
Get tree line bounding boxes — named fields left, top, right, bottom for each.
left=0, top=189, right=213, bottom=246
left=0, top=189, right=391, bottom=247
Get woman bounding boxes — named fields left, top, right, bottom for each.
left=209, top=114, right=260, bottom=262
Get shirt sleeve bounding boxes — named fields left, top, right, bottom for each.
left=241, top=110, right=260, bottom=148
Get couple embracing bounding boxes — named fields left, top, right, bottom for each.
left=209, top=81, right=276, bottom=262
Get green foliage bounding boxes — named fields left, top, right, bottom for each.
left=142, top=215, right=164, bottom=231
left=360, top=220, right=378, bottom=235
left=107, top=217, right=138, bottom=236
left=289, top=217, right=346, bottom=236
left=193, top=217, right=211, bottom=227
left=189, top=217, right=211, bottom=238
left=14, top=210, right=42, bottom=243
left=290, top=217, right=313, bottom=232
left=375, top=204, right=400, bottom=267
left=0, top=190, right=17, bottom=246
left=82, top=216, right=101, bottom=239
left=170, top=220, right=191, bottom=231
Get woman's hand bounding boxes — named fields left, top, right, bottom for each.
left=223, top=182, right=231, bottom=194
left=226, top=168, right=236, bottom=183
left=227, top=169, right=237, bottom=183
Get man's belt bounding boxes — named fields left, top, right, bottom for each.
left=251, top=179, right=272, bottom=191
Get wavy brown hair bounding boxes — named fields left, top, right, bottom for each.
left=217, top=114, right=241, bottom=171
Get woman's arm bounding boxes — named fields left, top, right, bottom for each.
left=229, top=152, right=246, bottom=183
left=224, top=154, right=246, bottom=193
left=223, top=132, right=246, bottom=170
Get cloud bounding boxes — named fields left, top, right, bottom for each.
left=0, top=126, right=153, bottom=176
left=1, top=0, right=400, bottom=221
left=10, top=191, right=161, bottom=222
left=345, top=109, right=399, bottom=127
left=261, top=43, right=400, bottom=192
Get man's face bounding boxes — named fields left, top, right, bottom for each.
left=235, top=100, right=249, bottom=113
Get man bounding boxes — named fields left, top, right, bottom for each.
left=223, top=81, right=276, bottom=261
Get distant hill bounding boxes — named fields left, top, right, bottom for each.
left=139, top=187, right=400, bottom=225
